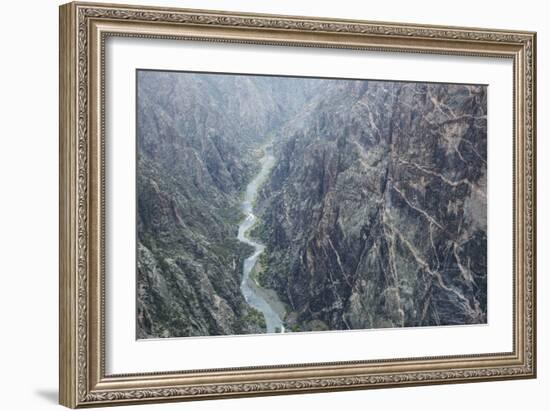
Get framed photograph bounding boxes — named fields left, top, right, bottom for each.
left=59, top=1, right=537, bottom=408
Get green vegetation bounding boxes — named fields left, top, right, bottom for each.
left=218, top=204, right=245, bottom=227
left=248, top=219, right=270, bottom=243
left=307, top=320, right=329, bottom=332
left=248, top=252, right=267, bottom=287
left=252, top=252, right=269, bottom=287
left=240, top=308, right=267, bottom=331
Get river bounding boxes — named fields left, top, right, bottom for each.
left=237, top=150, right=286, bottom=333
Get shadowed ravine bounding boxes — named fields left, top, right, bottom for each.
left=237, top=150, right=286, bottom=333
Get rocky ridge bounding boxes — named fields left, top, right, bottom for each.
left=254, top=79, right=487, bottom=331
left=136, top=70, right=326, bottom=337
left=137, top=71, right=488, bottom=337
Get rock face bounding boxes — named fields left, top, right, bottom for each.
left=254, top=80, right=487, bottom=331
left=136, top=70, right=326, bottom=338
left=137, top=70, right=487, bottom=338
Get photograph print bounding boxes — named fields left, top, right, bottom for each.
left=135, top=69, right=487, bottom=339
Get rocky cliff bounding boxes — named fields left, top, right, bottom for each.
left=254, top=79, right=487, bottom=331
left=136, top=71, right=325, bottom=338
left=137, top=70, right=487, bottom=338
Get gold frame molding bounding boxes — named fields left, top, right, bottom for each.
left=59, top=1, right=537, bottom=408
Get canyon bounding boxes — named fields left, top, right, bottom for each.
left=136, top=70, right=487, bottom=338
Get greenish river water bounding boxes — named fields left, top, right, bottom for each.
left=237, top=151, right=285, bottom=333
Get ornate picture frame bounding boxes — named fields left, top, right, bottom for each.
left=59, top=1, right=536, bottom=408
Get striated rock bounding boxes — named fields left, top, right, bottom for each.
left=255, top=80, right=487, bottom=331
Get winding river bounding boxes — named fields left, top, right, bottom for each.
left=238, top=150, right=286, bottom=333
